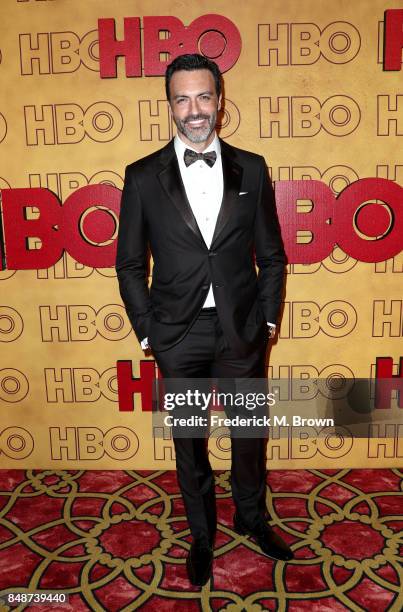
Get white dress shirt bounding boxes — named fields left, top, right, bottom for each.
left=174, top=133, right=223, bottom=308
left=140, top=133, right=275, bottom=349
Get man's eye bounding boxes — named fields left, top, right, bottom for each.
left=201, top=95, right=211, bottom=101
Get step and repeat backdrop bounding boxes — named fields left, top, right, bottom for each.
left=0, top=0, right=402, bottom=469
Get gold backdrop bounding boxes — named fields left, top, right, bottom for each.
left=0, top=0, right=401, bottom=469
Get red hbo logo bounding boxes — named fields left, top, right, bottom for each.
left=98, top=14, right=242, bottom=77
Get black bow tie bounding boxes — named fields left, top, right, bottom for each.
left=184, top=148, right=217, bottom=168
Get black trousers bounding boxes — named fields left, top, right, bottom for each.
left=153, top=309, right=268, bottom=544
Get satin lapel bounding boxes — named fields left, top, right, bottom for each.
left=211, top=142, right=243, bottom=248
left=157, top=144, right=205, bottom=246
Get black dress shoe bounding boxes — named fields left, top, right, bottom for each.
left=186, top=540, right=213, bottom=586
left=233, top=513, right=294, bottom=561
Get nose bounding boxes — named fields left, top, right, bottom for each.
left=189, top=97, right=201, bottom=116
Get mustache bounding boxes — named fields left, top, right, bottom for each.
left=184, top=114, right=210, bottom=123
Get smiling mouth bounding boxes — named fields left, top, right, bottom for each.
left=186, top=119, right=207, bottom=128
left=185, top=114, right=209, bottom=125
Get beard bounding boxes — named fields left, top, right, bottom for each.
left=173, top=110, right=217, bottom=144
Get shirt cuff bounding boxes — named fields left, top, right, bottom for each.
left=266, top=322, right=276, bottom=329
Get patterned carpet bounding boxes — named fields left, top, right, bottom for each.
left=0, top=469, right=401, bottom=611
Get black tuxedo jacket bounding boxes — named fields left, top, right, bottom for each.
left=116, top=138, right=285, bottom=356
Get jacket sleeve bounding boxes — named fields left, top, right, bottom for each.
left=254, top=157, right=286, bottom=324
left=115, top=165, right=153, bottom=343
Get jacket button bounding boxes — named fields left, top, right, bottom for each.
left=209, top=251, right=216, bottom=257
left=202, top=285, right=209, bottom=290
left=215, top=284, right=223, bottom=288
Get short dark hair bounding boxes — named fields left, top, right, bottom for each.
left=165, top=54, right=222, bottom=101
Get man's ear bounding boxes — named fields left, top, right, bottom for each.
left=218, top=94, right=222, bottom=111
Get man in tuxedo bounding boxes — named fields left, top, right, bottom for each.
left=116, top=54, right=293, bottom=586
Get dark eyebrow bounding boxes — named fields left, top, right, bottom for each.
left=173, top=90, right=214, bottom=100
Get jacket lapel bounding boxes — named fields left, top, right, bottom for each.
left=157, top=141, right=205, bottom=246
left=157, top=138, right=243, bottom=249
left=210, top=139, right=243, bottom=248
